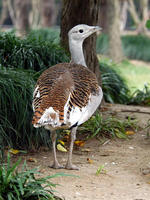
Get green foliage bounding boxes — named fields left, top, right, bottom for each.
left=0, top=66, right=50, bottom=150
left=0, top=154, right=63, bottom=200
left=27, top=28, right=60, bottom=44
left=97, top=34, right=150, bottom=62
left=122, top=35, right=150, bottom=62
left=96, top=34, right=109, bottom=54
left=129, top=84, right=150, bottom=106
left=80, top=112, right=137, bottom=139
left=100, top=62, right=130, bottom=104
left=146, top=20, right=150, bottom=29
left=0, top=31, right=69, bottom=71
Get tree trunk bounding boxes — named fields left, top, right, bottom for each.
left=107, top=0, right=124, bottom=62
left=60, top=0, right=102, bottom=86
left=14, top=0, right=30, bottom=37
left=30, top=0, right=41, bottom=28
left=40, top=0, right=56, bottom=27
left=0, top=1, right=9, bottom=26
left=120, top=0, right=128, bottom=32
left=99, top=0, right=108, bottom=32
left=127, top=0, right=149, bottom=35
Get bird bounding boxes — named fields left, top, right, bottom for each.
left=32, top=24, right=103, bottom=170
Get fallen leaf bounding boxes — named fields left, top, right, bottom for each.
left=125, top=130, right=135, bottom=135
left=58, top=140, right=65, bottom=146
left=9, top=148, right=20, bottom=155
left=87, top=158, right=93, bottom=164
left=27, top=158, right=37, bottom=163
left=74, top=140, right=85, bottom=147
left=57, top=144, right=67, bottom=152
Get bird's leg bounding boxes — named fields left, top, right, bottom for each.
left=65, top=127, right=79, bottom=170
left=49, top=131, right=64, bottom=169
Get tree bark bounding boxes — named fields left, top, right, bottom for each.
left=107, top=0, right=124, bottom=62
left=60, top=0, right=102, bottom=86
left=40, top=0, right=56, bottom=27
left=14, top=0, right=31, bottom=36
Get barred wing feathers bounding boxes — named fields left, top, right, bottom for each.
left=32, top=63, right=102, bottom=129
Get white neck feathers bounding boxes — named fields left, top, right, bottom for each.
left=69, top=38, right=87, bottom=67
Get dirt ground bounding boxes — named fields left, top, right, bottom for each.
left=18, top=104, right=150, bottom=200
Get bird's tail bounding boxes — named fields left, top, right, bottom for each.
left=32, top=108, right=44, bottom=127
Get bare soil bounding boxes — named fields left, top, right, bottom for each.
left=16, top=104, right=150, bottom=200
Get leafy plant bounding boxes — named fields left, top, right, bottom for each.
left=80, top=112, right=137, bottom=139
left=100, top=62, right=130, bottom=104
left=129, top=84, right=150, bottom=106
left=0, top=154, right=63, bottom=200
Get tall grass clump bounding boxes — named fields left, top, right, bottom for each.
left=0, top=31, right=69, bottom=71
left=0, top=153, right=63, bottom=200
left=0, top=66, right=51, bottom=150
left=129, top=84, right=150, bottom=106
left=80, top=112, right=137, bottom=139
left=100, top=62, right=130, bottom=104
left=27, top=28, right=60, bottom=44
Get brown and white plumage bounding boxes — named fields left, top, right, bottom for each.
left=32, top=24, right=103, bottom=170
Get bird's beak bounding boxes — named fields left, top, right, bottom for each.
left=92, top=26, right=102, bottom=32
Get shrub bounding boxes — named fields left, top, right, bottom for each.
left=0, top=31, right=69, bottom=71
left=0, top=154, right=63, bottom=200
left=129, top=84, right=150, bottom=105
left=27, top=28, right=60, bottom=44
left=122, top=35, right=150, bottom=62
left=100, top=62, right=130, bottom=104
left=0, top=66, right=50, bottom=150
left=80, top=112, right=137, bottom=139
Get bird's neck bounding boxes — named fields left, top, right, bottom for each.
left=69, top=39, right=87, bottom=67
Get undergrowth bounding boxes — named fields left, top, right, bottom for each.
left=80, top=112, right=138, bottom=139
left=0, top=66, right=50, bottom=150
left=0, top=154, right=64, bottom=200
left=0, top=31, right=69, bottom=71
left=100, top=62, right=130, bottom=104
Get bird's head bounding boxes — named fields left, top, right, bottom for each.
left=68, top=24, right=102, bottom=42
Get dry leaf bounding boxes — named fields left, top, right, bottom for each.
left=87, top=158, right=93, bottom=164
left=9, top=148, right=20, bottom=155
left=74, top=140, right=85, bottom=147
left=27, top=158, right=37, bottom=163
left=57, top=144, right=67, bottom=152
left=125, top=130, right=135, bottom=135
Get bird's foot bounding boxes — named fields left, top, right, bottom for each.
left=49, top=162, right=64, bottom=169
left=65, top=163, right=79, bottom=170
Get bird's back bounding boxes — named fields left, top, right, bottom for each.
left=32, top=63, right=102, bottom=129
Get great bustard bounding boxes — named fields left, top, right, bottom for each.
left=32, top=24, right=103, bottom=170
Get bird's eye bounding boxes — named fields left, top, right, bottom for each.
left=79, top=29, right=84, bottom=33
